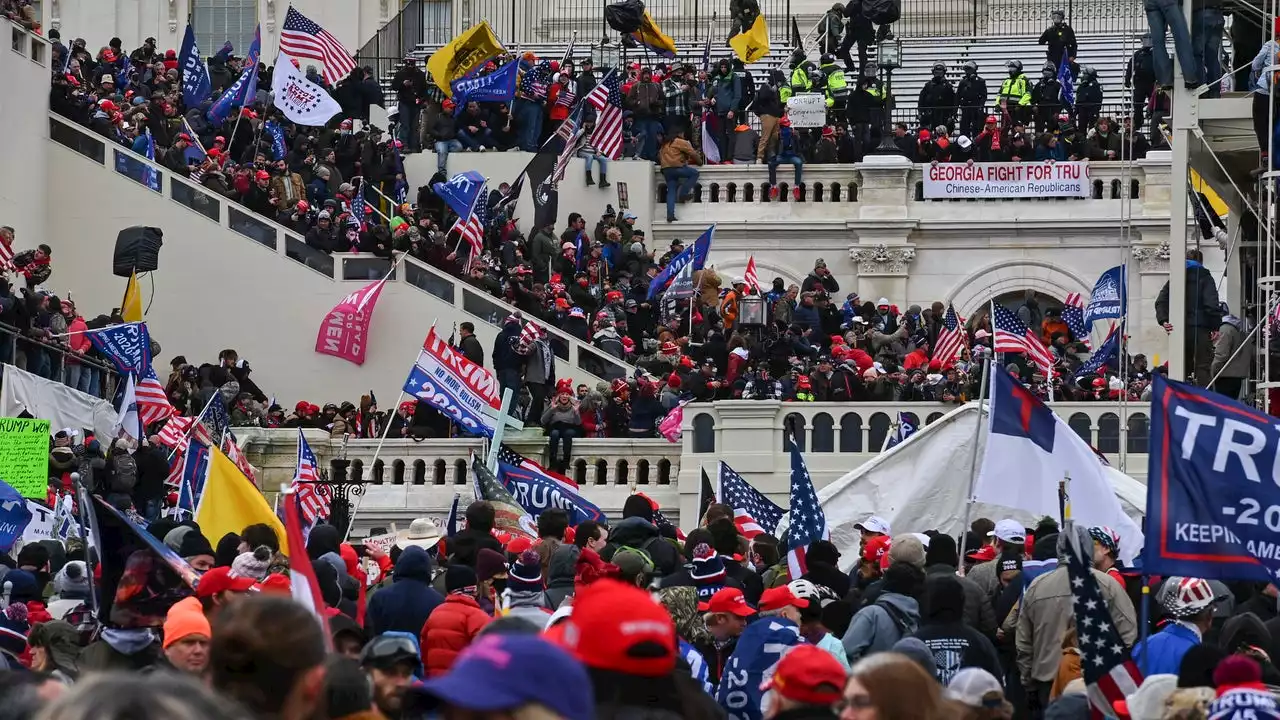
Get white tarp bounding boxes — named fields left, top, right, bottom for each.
left=0, top=364, right=117, bottom=440
left=812, top=403, right=1146, bottom=568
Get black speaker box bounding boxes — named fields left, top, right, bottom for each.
left=112, top=226, right=164, bottom=277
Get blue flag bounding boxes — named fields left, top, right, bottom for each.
left=143, top=130, right=160, bottom=191
left=178, top=439, right=210, bottom=516
left=180, top=25, right=212, bottom=107
left=647, top=224, right=716, bottom=300
left=451, top=60, right=519, bottom=112
left=206, top=25, right=261, bottom=124
left=1083, top=265, right=1127, bottom=326
left=496, top=446, right=604, bottom=525
left=1142, top=374, right=1280, bottom=583
left=1058, top=49, right=1075, bottom=107
left=1075, top=323, right=1121, bottom=378
left=264, top=120, right=287, bottom=161
left=432, top=170, right=487, bottom=221
left=884, top=412, right=917, bottom=451
left=88, top=322, right=155, bottom=377
left=0, top=480, right=33, bottom=552
left=213, top=40, right=234, bottom=65
left=117, top=55, right=132, bottom=90
left=445, top=493, right=460, bottom=538
left=716, top=619, right=803, bottom=720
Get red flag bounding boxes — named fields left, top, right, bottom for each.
left=283, top=488, right=332, bottom=649
left=315, top=276, right=390, bottom=365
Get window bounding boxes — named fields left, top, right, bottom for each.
left=192, top=0, right=258, bottom=62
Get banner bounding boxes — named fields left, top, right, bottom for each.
left=362, top=531, right=396, bottom=555
left=0, top=418, right=52, bottom=498
left=785, top=93, right=826, bottom=128
left=20, top=498, right=77, bottom=545
left=87, top=322, right=154, bottom=376
left=728, top=15, right=770, bottom=64
left=428, top=21, right=505, bottom=95
left=450, top=60, right=518, bottom=110
left=264, top=120, right=287, bottom=161
left=432, top=170, right=487, bottom=222
left=315, top=277, right=390, bottom=365
left=402, top=326, right=501, bottom=438
left=1083, top=265, right=1127, bottom=326
left=647, top=225, right=715, bottom=300
left=923, top=161, right=1090, bottom=199
left=1143, top=375, right=1280, bottom=583
left=499, top=469, right=604, bottom=526
left=0, top=480, right=33, bottom=552
left=179, top=25, right=211, bottom=108
left=271, top=50, right=343, bottom=126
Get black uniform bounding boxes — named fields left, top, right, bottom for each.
left=1075, top=76, right=1103, bottom=132
left=1030, top=71, right=1064, bottom=135
left=1125, top=45, right=1156, bottom=131
left=957, top=70, right=988, bottom=138
left=918, top=76, right=957, bottom=132
left=1038, top=20, right=1078, bottom=67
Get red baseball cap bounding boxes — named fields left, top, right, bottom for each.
left=761, top=645, right=847, bottom=705
left=862, top=535, right=892, bottom=563
left=554, top=579, right=676, bottom=677
left=966, top=546, right=997, bottom=563
left=698, top=587, right=755, bottom=616
left=758, top=586, right=808, bottom=612
left=253, top=574, right=292, bottom=595
left=196, top=566, right=256, bottom=598
left=506, top=536, right=534, bottom=555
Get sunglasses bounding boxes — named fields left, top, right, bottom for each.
left=832, top=694, right=874, bottom=712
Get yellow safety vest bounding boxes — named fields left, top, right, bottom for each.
left=790, top=66, right=812, bottom=92
left=1000, top=74, right=1032, bottom=106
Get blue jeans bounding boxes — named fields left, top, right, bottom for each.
left=578, top=150, right=608, bottom=179
left=634, top=117, right=663, bottom=160
left=662, top=166, right=699, bottom=220
left=457, top=127, right=495, bottom=149
left=1192, top=9, right=1224, bottom=97
left=398, top=101, right=420, bottom=150
left=1146, top=0, right=1199, bottom=86
left=548, top=427, right=576, bottom=462
left=513, top=98, right=544, bottom=152
left=434, top=139, right=463, bottom=171
left=768, top=155, right=804, bottom=186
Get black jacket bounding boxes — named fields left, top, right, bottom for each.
left=391, top=65, right=429, bottom=104
left=1155, top=262, right=1222, bottom=331
left=609, top=517, right=681, bottom=577
left=459, top=334, right=484, bottom=367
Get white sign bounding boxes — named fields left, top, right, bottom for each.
left=271, top=50, right=343, bottom=126
left=923, top=161, right=1090, bottom=199
left=361, top=531, right=396, bottom=555
left=785, top=93, right=827, bottom=128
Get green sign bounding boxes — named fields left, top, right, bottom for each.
left=0, top=418, right=51, bottom=498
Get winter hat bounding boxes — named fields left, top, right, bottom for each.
left=162, top=596, right=211, bottom=649
left=887, top=534, right=926, bottom=569
left=53, top=561, right=91, bottom=599
left=475, top=548, right=507, bottom=584
left=1208, top=687, right=1280, bottom=719
left=3, top=570, right=40, bottom=604
left=164, top=525, right=195, bottom=553
left=0, top=603, right=30, bottom=659
left=1214, top=654, right=1268, bottom=695
left=508, top=550, right=544, bottom=592
left=611, top=548, right=655, bottom=582
left=447, top=564, right=478, bottom=594
left=689, top=543, right=726, bottom=584
left=230, top=546, right=273, bottom=581
left=923, top=533, right=959, bottom=568
left=891, top=637, right=936, bottom=677
left=178, top=530, right=215, bottom=561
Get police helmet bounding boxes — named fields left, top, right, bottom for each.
left=963, top=60, right=978, bottom=75
left=1006, top=59, right=1022, bottom=73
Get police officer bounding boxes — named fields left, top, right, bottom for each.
left=998, top=59, right=1031, bottom=126
left=1038, top=9, right=1077, bottom=68
left=1124, top=34, right=1156, bottom=131
left=957, top=60, right=988, bottom=138
left=819, top=53, right=852, bottom=127
left=918, top=61, right=957, bottom=133
left=1075, top=66, right=1103, bottom=133
left=850, top=62, right=885, bottom=148
left=790, top=57, right=816, bottom=97
left=1030, top=61, right=1063, bottom=134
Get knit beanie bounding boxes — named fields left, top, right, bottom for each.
left=923, top=534, right=959, bottom=568
left=508, top=550, right=544, bottom=592
left=178, top=530, right=215, bottom=561
left=230, top=546, right=273, bottom=581
left=53, top=561, right=91, bottom=599
left=3, top=570, right=40, bottom=604
left=162, top=596, right=211, bottom=649
left=689, top=543, right=726, bottom=601
left=0, top=603, right=30, bottom=659
left=446, top=564, right=478, bottom=594
left=163, top=525, right=195, bottom=554
left=476, top=548, right=507, bottom=584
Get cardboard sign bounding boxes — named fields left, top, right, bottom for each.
left=362, top=532, right=396, bottom=556
left=0, top=418, right=51, bottom=498
left=786, top=93, right=827, bottom=128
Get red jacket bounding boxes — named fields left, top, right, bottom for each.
left=903, top=349, right=929, bottom=371
left=421, top=594, right=491, bottom=677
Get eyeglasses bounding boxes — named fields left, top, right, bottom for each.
left=832, top=694, right=874, bottom=713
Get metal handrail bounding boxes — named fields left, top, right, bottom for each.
left=0, top=320, right=120, bottom=400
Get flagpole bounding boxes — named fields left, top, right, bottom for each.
left=958, top=337, right=992, bottom=574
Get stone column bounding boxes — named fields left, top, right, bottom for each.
left=1131, top=239, right=1171, bottom=365
left=850, top=155, right=917, bottom=304
left=855, top=154, right=913, bottom=220
left=1137, top=150, right=1172, bottom=219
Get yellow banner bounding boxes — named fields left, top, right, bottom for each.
left=121, top=272, right=143, bottom=322
left=196, top=447, right=289, bottom=555
left=427, top=21, right=505, bottom=96
left=631, top=11, right=677, bottom=59
left=729, top=15, right=771, bottom=64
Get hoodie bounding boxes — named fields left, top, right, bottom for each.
left=365, top=546, right=444, bottom=637
left=912, top=575, right=1002, bottom=684
left=544, top=544, right=581, bottom=609
left=502, top=589, right=553, bottom=630
left=842, top=591, right=921, bottom=662
left=609, top=516, right=680, bottom=577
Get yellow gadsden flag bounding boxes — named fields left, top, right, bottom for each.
left=729, top=15, right=771, bottom=64
left=428, top=21, right=505, bottom=95
left=631, top=11, right=677, bottom=59
left=196, top=447, right=288, bottom=555
left=121, top=272, right=143, bottom=322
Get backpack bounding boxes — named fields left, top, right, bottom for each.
left=864, top=0, right=900, bottom=24
left=110, top=451, right=137, bottom=493
left=874, top=596, right=914, bottom=642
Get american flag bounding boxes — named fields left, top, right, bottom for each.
left=743, top=256, right=761, bottom=294
left=136, top=374, right=176, bottom=427
left=785, top=438, right=829, bottom=579
left=451, top=212, right=485, bottom=260
left=1064, top=527, right=1142, bottom=718
left=0, top=234, right=13, bottom=272
left=349, top=178, right=366, bottom=229
left=993, top=303, right=1055, bottom=373
left=719, top=461, right=784, bottom=538
left=283, top=481, right=333, bottom=642
left=552, top=127, right=587, bottom=186
left=519, top=61, right=551, bottom=100
left=291, top=428, right=331, bottom=527
left=553, top=101, right=583, bottom=143
left=932, top=303, right=967, bottom=364
left=585, top=70, right=624, bottom=160
left=1062, top=293, right=1091, bottom=348
left=497, top=443, right=578, bottom=491
left=222, top=431, right=256, bottom=482
left=279, top=6, right=356, bottom=84
left=156, top=416, right=195, bottom=449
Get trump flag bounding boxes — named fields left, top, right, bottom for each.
left=402, top=326, right=502, bottom=438
left=315, top=275, right=390, bottom=365
left=973, top=363, right=1142, bottom=562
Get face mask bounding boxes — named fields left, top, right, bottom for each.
left=491, top=579, right=507, bottom=595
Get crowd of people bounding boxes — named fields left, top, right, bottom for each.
left=2, top=489, right=1279, bottom=720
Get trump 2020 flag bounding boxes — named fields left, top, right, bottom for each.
left=402, top=326, right=502, bottom=437
left=472, top=455, right=538, bottom=539
left=974, top=363, right=1143, bottom=562
left=432, top=170, right=487, bottom=223
left=1083, top=265, right=1127, bottom=327
left=496, top=445, right=603, bottom=525
left=271, top=49, right=343, bottom=126
left=647, top=224, right=715, bottom=300
left=264, top=120, right=287, bottom=161
left=315, top=274, right=391, bottom=365
left=1143, top=375, right=1280, bottom=583
left=0, top=480, right=34, bottom=552
left=716, top=617, right=802, bottom=720
left=451, top=59, right=519, bottom=110
left=207, top=25, right=261, bottom=124
left=883, top=412, right=916, bottom=451
left=179, top=25, right=212, bottom=108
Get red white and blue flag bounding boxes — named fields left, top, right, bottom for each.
left=785, top=438, right=828, bottom=579
left=719, top=461, right=784, bottom=539
left=283, top=483, right=333, bottom=647
left=290, top=428, right=330, bottom=527
left=1064, top=528, right=1142, bottom=718
left=993, top=303, right=1054, bottom=374
left=584, top=70, right=624, bottom=160
left=932, top=303, right=967, bottom=364
left=1063, top=292, right=1091, bottom=348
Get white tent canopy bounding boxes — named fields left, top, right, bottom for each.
left=813, top=403, right=1146, bottom=565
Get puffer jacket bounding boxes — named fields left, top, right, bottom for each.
left=842, top=591, right=921, bottom=662
left=421, top=593, right=491, bottom=677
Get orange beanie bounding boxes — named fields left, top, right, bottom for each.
left=163, top=596, right=211, bottom=649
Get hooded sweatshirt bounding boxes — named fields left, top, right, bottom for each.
left=544, top=544, right=581, bottom=609
left=609, top=515, right=680, bottom=577
left=502, top=589, right=553, bottom=630
left=842, top=591, right=921, bottom=662
left=365, top=546, right=444, bottom=637
left=912, top=575, right=1002, bottom=684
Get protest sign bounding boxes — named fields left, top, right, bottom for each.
left=785, top=93, right=827, bottom=128
left=362, top=531, right=396, bottom=555
left=923, top=161, right=1090, bottom=199
left=0, top=418, right=52, bottom=498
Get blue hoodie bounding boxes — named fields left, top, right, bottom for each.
left=364, top=546, right=444, bottom=638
